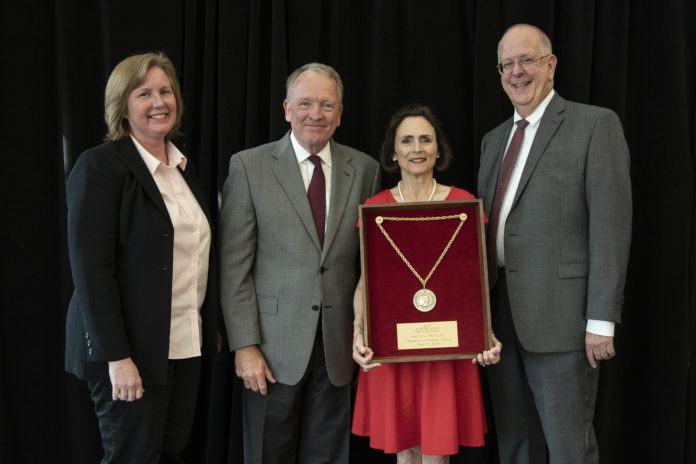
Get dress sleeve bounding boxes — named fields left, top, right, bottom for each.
left=357, top=189, right=392, bottom=227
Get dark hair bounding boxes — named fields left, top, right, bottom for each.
left=379, top=104, right=453, bottom=173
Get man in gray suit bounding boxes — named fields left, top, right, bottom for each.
left=219, top=63, right=381, bottom=464
left=478, top=24, right=631, bottom=463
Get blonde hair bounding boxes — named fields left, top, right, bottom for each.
left=104, top=52, right=183, bottom=142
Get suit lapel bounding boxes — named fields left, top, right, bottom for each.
left=511, top=94, right=566, bottom=208
left=114, top=138, right=171, bottom=222
left=483, top=118, right=514, bottom=214
left=270, top=133, right=323, bottom=251
left=323, top=140, right=355, bottom=258
left=179, top=163, right=214, bottom=227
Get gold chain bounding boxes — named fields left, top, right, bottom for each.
left=375, top=213, right=467, bottom=288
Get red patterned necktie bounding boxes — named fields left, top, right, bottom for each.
left=487, top=119, right=529, bottom=286
left=307, top=155, right=326, bottom=248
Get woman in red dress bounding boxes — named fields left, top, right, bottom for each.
left=352, top=104, right=502, bottom=463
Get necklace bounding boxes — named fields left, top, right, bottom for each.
left=375, top=212, right=468, bottom=312
left=397, top=178, right=437, bottom=203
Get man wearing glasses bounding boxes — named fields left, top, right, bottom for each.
left=478, top=24, right=631, bottom=463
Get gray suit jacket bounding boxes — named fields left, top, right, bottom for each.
left=478, top=93, right=632, bottom=353
left=219, top=132, right=381, bottom=386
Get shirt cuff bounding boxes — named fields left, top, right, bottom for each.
left=586, top=319, right=615, bottom=337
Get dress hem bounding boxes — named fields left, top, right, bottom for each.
left=352, top=431, right=486, bottom=455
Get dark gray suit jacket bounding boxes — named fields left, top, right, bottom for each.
left=478, top=93, right=632, bottom=353
left=219, top=132, right=381, bottom=386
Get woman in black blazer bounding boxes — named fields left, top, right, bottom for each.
left=65, top=52, right=218, bottom=463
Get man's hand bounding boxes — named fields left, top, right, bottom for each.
left=585, top=332, right=615, bottom=368
left=108, top=357, right=144, bottom=401
left=235, top=345, right=276, bottom=395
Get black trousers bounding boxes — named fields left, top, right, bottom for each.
left=241, top=325, right=351, bottom=464
left=88, top=357, right=202, bottom=464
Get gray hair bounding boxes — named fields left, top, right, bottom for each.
left=497, top=24, right=553, bottom=62
left=285, top=62, right=343, bottom=104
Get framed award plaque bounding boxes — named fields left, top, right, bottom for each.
left=358, top=199, right=492, bottom=362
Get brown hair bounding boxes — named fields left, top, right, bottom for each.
left=379, top=104, right=453, bottom=173
left=104, top=52, right=183, bottom=142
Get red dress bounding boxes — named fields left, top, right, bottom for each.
left=351, top=186, right=487, bottom=455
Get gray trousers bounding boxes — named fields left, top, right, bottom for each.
left=241, top=325, right=351, bottom=464
left=488, top=271, right=600, bottom=464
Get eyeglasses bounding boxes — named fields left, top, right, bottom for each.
left=497, top=55, right=551, bottom=75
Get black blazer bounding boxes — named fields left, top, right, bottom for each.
left=65, top=137, right=219, bottom=385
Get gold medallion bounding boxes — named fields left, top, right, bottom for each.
left=375, top=211, right=467, bottom=313
left=413, top=288, right=437, bottom=312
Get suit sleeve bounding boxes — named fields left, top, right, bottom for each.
left=585, top=110, right=632, bottom=322
left=477, top=130, right=497, bottom=201
left=369, top=159, right=382, bottom=197
left=66, top=151, right=130, bottom=362
left=219, top=154, right=262, bottom=351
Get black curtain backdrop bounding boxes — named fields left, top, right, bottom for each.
left=1, top=1, right=694, bottom=463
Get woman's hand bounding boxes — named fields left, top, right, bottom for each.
left=108, top=357, right=145, bottom=401
left=352, top=331, right=382, bottom=372
left=352, top=275, right=381, bottom=371
left=472, top=333, right=502, bottom=367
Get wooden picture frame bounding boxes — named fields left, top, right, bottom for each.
left=358, top=199, right=492, bottom=363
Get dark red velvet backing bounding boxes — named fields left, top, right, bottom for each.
left=361, top=202, right=487, bottom=359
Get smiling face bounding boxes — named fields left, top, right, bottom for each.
left=125, top=66, right=177, bottom=147
left=498, top=25, right=557, bottom=117
left=394, top=116, right=439, bottom=178
left=283, top=71, right=343, bottom=154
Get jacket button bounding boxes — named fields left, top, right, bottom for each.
left=87, top=340, right=92, bottom=347
left=312, top=305, right=320, bottom=311
left=85, top=332, right=90, bottom=339
left=88, top=348, right=93, bottom=355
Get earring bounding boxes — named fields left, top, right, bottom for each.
left=392, top=157, right=397, bottom=162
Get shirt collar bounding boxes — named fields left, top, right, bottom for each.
left=514, top=89, right=555, bottom=128
left=130, top=135, right=187, bottom=174
left=290, top=131, right=332, bottom=168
